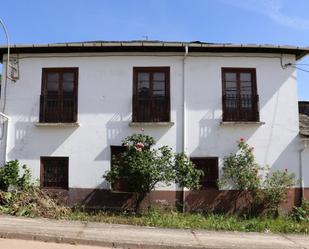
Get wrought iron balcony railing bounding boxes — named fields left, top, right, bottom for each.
left=133, top=97, right=170, bottom=122
left=222, top=94, right=259, bottom=122
left=39, top=94, right=77, bottom=123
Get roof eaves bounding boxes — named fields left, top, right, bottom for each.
left=1, top=41, right=309, bottom=60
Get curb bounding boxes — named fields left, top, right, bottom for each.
left=0, top=231, right=216, bottom=249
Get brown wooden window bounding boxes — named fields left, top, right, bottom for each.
left=222, top=68, right=259, bottom=122
left=40, top=68, right=78, bottom=123
left=190, top=157, right=218, bottom=189
left=110, top=146, right=128, bottom=192
left=40, top=157, right=69, bottom=189
left=133, top=67, right=170, bottom=122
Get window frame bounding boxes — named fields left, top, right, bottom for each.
left=190, top=157, right=219, bottom=189
left=132, top=67, right=170, bottom=122
left=40, top=156, right=69, bottom=190
left=221, top=67, right=259, bottom=122
left=40, top=67, right=79, bottom=123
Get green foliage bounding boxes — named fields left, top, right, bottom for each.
left=105, top=134, right=174, bottom=194
left=174, top=153, right=203, bottom=190
left=219, top=139, right=261, bottom=190
left=68, top=209, right=309, bottom=234
left=0, top=160, right=32, bottom=191
left=105, top=133, right=203, bottom=211
left=256, top=170, right=295, bottom=215
left=219, top=139, right=296, bottom=216
left=291, top=200, right=309, bottom=222
left=18, top=165, right=32, bottom=190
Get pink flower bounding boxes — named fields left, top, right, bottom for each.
left=135, top=147, right=142, bottom=152
left=141, top=128, right=145, bottom=132
left=240, top=138, right=244, bottom=142
left=136, top=142, right=145, bottom=149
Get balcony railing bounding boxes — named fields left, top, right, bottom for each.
left=39, top=94, right=77, bottom=123
left=133, top=97, right=170, bottom=122
left=222, top=94, right=259, bottom=122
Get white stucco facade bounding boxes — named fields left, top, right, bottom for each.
left=0, top=51, right=305, bottom=190
left=302, top=144, right=309, bottom=187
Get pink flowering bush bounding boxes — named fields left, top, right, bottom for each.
left=220, top=138, right=295, bottom=216
left=104, top=133, right=203, bottom=212
left=219, top=138, right=261, bottom=190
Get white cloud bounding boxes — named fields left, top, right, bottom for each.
left=220, top=0, right=309, bottom=30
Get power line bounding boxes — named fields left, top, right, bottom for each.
left=294, top=66, right=309, bottom=73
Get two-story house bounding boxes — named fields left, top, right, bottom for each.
left=0, top=41, right=308, bottom=211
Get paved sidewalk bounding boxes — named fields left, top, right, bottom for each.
left=0, top=215, right=308, bottom=249
left=0, top=238, right=111, bottom=249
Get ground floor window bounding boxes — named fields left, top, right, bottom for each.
left=40, top=156, right=69, bottom=189
left=190, top=157, right=219, bottom=189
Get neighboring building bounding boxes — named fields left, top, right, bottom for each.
left=299, top=101, right=309, bottom=200
left=0, top=41, right=308, bottom=211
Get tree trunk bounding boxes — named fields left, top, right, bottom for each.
left=134, top=192, right=147, bottom=214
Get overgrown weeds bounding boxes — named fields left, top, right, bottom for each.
left=291, top=200, right=309, bottom=222
left=68, top=208, right=309, bottom=234
left=0, top=160, right=70, bottom=218
left=0, top=187, right=70, bottom=218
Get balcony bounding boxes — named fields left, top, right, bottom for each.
left=39, top=94, right=77, bottom=123
left=222, top=94, right=260, bottom=122
left=132, top=97, right=170, bottom=123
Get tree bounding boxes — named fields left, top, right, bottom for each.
left=104, top=133, right=203, bottom=212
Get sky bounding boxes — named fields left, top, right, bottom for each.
left=0, top=0, right=308, bottom=100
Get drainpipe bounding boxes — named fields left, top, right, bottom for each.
left=182, top=45, right=188, bottom=212
left=0, top=18, right=11, bottom=164
left=300, top=138, right=309, bottom=201
left=0, top=112, right=9, bottom=164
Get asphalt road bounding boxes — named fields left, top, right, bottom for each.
left=0, top=238, right=112, bottom=249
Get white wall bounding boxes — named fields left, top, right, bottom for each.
left=303, top=145, right=309, bottom=187
left=0, top=52, right=304, bottom=189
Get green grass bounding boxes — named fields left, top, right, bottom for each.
left=68, top=209, right=309, bottom=234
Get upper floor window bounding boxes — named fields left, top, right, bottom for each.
left=133, top=67, right=170, bottom=122
left=40, top=68, right=78, bottom=123
left=222, top=68, right=259, bottom=122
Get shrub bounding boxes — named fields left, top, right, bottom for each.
left=220, top=139, right=296, bottom=216
left=256, top=170, right=295, bottom=216
left=174, top=153, right=202, bottom=190
left=219, top=138, right=261, bottom=190
left=291, top=200, right=309, bottom=222
left=0, top=160, right=32, bottom=191
left=105, top=133, right=203, bottom=212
